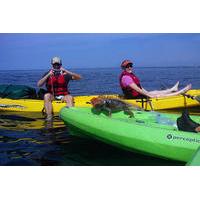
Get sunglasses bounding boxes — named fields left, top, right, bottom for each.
left=53, top=63, right=61, bottom=66
left=125, top=64, right=133, bottom=68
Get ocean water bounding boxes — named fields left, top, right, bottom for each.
left=0, top=66, right=200, bottom=166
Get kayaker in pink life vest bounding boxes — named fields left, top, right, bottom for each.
left=119, top=59, right=192, bottom=99
left=37, top=56, right=82, bottom=121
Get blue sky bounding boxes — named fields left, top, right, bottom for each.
left=0, top=33, right=200, bottom=70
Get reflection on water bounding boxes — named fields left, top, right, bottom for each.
left=0, top=126, right=72, bottom=166
left=0, top=112, right=65, bottom=130
left=60, top=136, right=183, bottom=166
left=0, top=112, right=70, bottom=165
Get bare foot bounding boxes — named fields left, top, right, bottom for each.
left=180, top=84, right=192, bottom=94
left=171, top=81, right=179, bottom=92
left=45, top=114, right=53, bottom=121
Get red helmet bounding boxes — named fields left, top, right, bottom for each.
left=121, top=60, right=133, bottom=68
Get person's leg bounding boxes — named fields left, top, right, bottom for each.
left=148, top=81, right=180, bottom=95
left=152, top=84, right=192, bottom=98
left=165, top=81, right=179, bottom=92
left=44, top=93, right=54, bottom=119
left=62, top=95, right=74, bottom=107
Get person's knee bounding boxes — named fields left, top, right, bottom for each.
left=44, top=93, right=52, bottom=102
left=64, top=95, right=73, bottom=102
left=63, top=95, right=74, bottom=106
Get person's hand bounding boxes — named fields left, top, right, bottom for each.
left=48, top=69, right=54, bottom=77
left=152, top=94, right=161, bottom=98
left=60, top=67, right=70, bottom=75
left=60, top=67, right=65, bottom=71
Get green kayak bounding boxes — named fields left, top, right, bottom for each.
left=60, top=107, right=200, bottom=162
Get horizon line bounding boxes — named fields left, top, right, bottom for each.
left=0, top=65, right=200, bottom=71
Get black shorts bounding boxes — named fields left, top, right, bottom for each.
left=125, top=94, right=147, bottom=100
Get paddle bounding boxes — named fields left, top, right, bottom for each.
left=0, top=104, right=25, bottom=109
left=182, top=93, right=200, bottom=103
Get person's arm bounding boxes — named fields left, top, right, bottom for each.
left=37, top=70, right=53, bottom=87
left=61, top=67, right=82, bottom=80
left=129, top=83, right=154, bottom=98
left=122, top=75, right=153, bottom=98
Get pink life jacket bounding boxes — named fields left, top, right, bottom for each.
left=119, top=71, right=142, bottom=98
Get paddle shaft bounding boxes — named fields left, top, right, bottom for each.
left=182, top=93, right=200, bottom=102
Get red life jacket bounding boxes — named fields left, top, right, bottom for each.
left=46, top=73, right=69, bottom=96
left=119, top=71, right=142, bottom=98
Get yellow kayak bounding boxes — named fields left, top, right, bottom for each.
left=0, top=95, right=110, bottom=113
left=0, top=89, right=200, bottom=113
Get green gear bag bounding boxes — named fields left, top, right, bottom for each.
left=0, top=84, right=37, bottom=99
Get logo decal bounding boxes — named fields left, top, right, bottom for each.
left=166, top=133, right=200, bottom=143
left=167, top=134, right=173, bottom=139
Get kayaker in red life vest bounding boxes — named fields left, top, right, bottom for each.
left=37, top=56, right=81, bottom=121
left=119, top=59, right=192, bottom=99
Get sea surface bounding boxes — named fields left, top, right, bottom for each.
left=0, top=66, right=200, bottom=166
